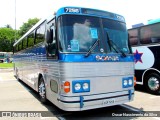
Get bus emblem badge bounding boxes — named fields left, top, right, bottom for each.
left=96, top=55, right=119, bottom=61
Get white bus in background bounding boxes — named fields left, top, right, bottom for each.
left=129, top=22, right=160, bottom=94
left=0, top=52, right=12, bottom=63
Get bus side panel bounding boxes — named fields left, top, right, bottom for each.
left=132, top=45, right=160, bottom=84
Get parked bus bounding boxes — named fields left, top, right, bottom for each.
left=128, top=22, right=160, bottom=94
left=0, top=52, right=6, bottom=63
left=0, top=52, right=11, bottom=63
left=13, top=7, right=135, bottom=111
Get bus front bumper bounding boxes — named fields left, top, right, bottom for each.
left=57, top=89, right=134, bottom=111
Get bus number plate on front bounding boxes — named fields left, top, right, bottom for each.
left=102, top=99, right=115, bottom=105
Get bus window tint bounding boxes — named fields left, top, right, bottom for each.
left=140, top=23, right=160, bottom=44
left=129, top=29, right=138, bottom=46
left=23, top=37, right=27, bottom=49
left=18, top=41, right=22, bottom=51
left=28, top=31, right=35, bottom=47
left=36, top=23, right=45, bottom=44
left=102, top=19, right=129, bottom=53
left=58, top=15, right=101, bottom=52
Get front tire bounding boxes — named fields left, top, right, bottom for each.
left=145, top=73, right=160, bottom=95
left=38, top=78, right=47, bottom=103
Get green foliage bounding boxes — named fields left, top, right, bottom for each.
left=19, top=18, right=40, bottom=36
left=0, top=28, right=17, bottom=52
left=0, top=63, right=13, bottom=68
left=0, top=18, right=40, bottom=52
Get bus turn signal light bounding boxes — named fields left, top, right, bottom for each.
left=64, top=81, right=70, bottom=93
left=134, top=76, right=136, bottom=86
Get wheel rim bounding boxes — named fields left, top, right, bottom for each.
left=39, top=81, right=45, bottom=98
left=148, top=77, right=159, bottom=91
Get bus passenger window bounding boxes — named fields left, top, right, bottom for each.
left=36, top=23, right=45, bottom=44
left=128, top=29, right=138, bottom=46
left=23, top=37, right=27, bottom=49
left=140, top=27, right=152, bottom=44
left=28, top=31, right=35, bottom=47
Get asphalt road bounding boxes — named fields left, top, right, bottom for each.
left=0, top=69, right=160, bottom=120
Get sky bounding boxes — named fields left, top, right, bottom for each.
left=0, top=0, right=159, bottom=29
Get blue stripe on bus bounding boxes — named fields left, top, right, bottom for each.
left=13, top=46, right=134, bottom=62
left=59, top=53, right=134, bottom=62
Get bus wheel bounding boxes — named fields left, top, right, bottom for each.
left=38, top=78, right=47, bottom=103
left=145, top=73, right=160, bottom=95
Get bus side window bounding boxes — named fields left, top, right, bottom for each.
left=140, top=27, right=151, bottom=44
left=36, top=22, right=45, bottom=44
left=128, top=29, right=138, bottom=46
left=150, top=23, right=160, bottom=43
left=28, top=31, right=35, bottom=48
left=16, top=45, right=18, bottom=52
left=18, top=41, right=22, bottom=51
left=46, top=19, right=57, bottom=59
left=23, top=37, right=28, bottom=49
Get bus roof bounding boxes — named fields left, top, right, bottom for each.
left=128, top=21, right=160, bottom=30
left=56, top=7, right=125, bottom=23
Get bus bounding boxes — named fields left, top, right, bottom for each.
left=13, top=7, right=135, bottom=111
left=0, top=52, right=11, bottom=63
left=0, top=52, right=6, bottom=63
left=128, top=22, right=160, bottom=94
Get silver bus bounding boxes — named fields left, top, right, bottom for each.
left=13, top=7, right=135, bottom=111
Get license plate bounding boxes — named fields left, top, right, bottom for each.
left=102, top=99, right=115, bottom=105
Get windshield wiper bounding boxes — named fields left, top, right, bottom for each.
left=85, top=39, right=99, bottom=57
left=106, top=32, right=126, bottom=57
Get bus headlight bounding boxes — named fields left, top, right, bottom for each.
left=72, top=80, right=90, bottom=93
left=75, top=83, right=81, bottom=91
left=128, top=79, right=133, bottom=86
left=122, top=77, right=133, bottom=88
left=83, top=83, right=89, bottom=90
left=123, top=80, right=128, bottom=87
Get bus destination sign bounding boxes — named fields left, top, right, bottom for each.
left=64, top=8, right=80, bottom=13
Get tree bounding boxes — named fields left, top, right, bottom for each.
left=0, top=18, right=40, bottom=52
left=5, top=24, right=12, bottom=29
left=19, top=18, right=40, bottom=36
left=0, top=28, right=18, bottom=52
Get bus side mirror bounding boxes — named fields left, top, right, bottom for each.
left=46, top=41, right=57, bottom=57
left=46, top=28, right=55, bottom=44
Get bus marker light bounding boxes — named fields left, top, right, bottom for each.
left=134, top=77, right=136, bottom=86
left=64, top=81, right=70, bottom=93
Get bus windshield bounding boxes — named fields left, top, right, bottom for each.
left=58, top=15, right=129, bottom=54
left=0, top=53, right=4, bottom=58
left=103, top=19, right=129, bottom=54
